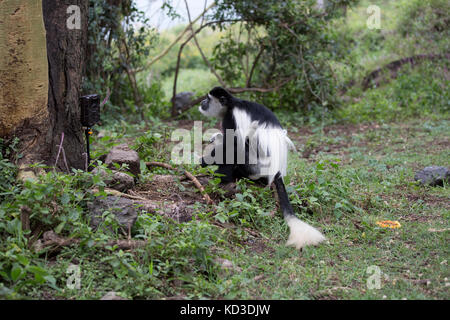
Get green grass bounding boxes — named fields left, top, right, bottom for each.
left=337, top=61, right=449, bottom=123
left=330, top=0, right=450, bottom=90
left=200, top=117, right=449, bottom=300
left=2, top=115, right=447, bottom=300
left=1, top=0, right=449, bottom=300
left=160, top=68, right=220, bottom=99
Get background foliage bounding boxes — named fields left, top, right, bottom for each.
left=83, top=0, right=165, bottom=122
left=1, top=0, right=449, bottom=299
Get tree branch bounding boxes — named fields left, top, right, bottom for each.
left=173, top=76, right=295, bottom=118
left=184, top=0, right=226, bottom=87
left=229, top=75, right=295, bottom=93
left=146, top=161, right=213, bottom=205
left=247, top=45, right=265, bottom=88
left=171, top=19, right=242, bottom=116
left=281, top=23, right=324, bottom=103
left=133, top=1, right=216, bottom=74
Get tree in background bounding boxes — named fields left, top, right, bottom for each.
left=83, top=0, right=161, bottom=122
left=83, top=0, right=356, bottom=119
left=143, top=0, right=356, bottom=115
left=209, top=0, right=356, bottom=111
left=0, top=0, right=88, bottom=175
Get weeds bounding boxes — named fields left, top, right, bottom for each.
left=1, top=0, right=448, bottom=300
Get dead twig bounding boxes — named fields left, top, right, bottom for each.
left=33, top=231, right=147, bottom=252
left=428, top=228, right=449, bottom=233
left=54, top=132, right=70, bottom=173
left=91, top=187, right=149, bottom=201
left=20, top=205, right=31, bottom=232
left=146, top=161, right=213, bottom=205
left=227, top=77, right=295, bottom=93
left=100, top=88, right=111, bottom=107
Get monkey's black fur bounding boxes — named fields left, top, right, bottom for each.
left=201, top=87, right=288, bottom=184
left=200, top=87, right=292, bottom=215
left=199, top=87, right=326, bottom=249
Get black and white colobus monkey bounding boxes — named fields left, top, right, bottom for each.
left=199, top=87, right=326, bottom=249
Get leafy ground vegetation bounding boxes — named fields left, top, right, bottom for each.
left=0, top=0, right=449, bottom=299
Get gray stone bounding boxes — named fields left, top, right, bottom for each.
left=88, top=196, right=138, bottom=232
left=100, top=291, right=128, bottom=300
left=214, top=258, right=242, bottom=273
left=105, top=143, right=141, bottom=177
left=171, top=91, right=195, bottom=113
left=414, top=166, right=450, bottom=186
left=109, top=171, right=135, bottom=192
left=91, top=168, right=135, bottom=192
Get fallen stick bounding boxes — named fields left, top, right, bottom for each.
left=146, top=161, right=213, bottom=205
left=91, top=187, right=149, bottom=201
left=146, top=161, right=175, bottom=170
left=428, top=228, right=449, bottom=233
left=33, top=231, right=147, bottom=252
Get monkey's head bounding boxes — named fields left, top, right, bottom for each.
left=199, top=87, right=232, bottom=118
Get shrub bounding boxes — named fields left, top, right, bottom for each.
left=337, top=61, right=450, bottom=123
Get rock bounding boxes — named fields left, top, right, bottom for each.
left=97, top=154, right=107, bottom=164
left=216, top=258, right=233, bottom=269
left=16, top=169, right=37, bottom=182
left=88, top=196, right=138, bottom=232
left=109, top=171, right=135, bottom=192
left=97, top=130, right=108, bottom=139
left=214, top=258, right=242, bottom=273
left=88, top=193, right=195, bottom=229
left=105, top=144, right=140, bottom=177
left=141, top=201, right=193, bottom=223
left=171, top=91, right=195, bottom=113
left=414, top=166, right=450, bottom=186
left=92, top=168, right=135, bottom=192
left=151, top=174, right=178, bottom=184
left=100, top=291, right=127, bottom=300
left=222, top=182, right=237, bottom=198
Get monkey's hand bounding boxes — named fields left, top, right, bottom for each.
left=200, top=157, right=209, bottom=168
left=209, top=132, right=223, bottom=144
left=201, top=132, right=223, bottom=168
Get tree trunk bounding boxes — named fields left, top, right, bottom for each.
left=0, top=0, right=88, bottom=175
left=43, top=0, right=88, bottom=171
left=0, top=0, right=49, bottom=172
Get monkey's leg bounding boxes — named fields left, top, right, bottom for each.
left=201, top=133, right=224, bottom=167
left=215, top=164, right=235, bottom=184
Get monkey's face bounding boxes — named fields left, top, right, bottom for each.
left=199, top=94, right=226, bottom=118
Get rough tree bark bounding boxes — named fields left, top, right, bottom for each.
left=0, top=0, right=49, bottom=177
left=43, top=0, right=88, bottom=171
left=0, top=0, right=88, bottom=177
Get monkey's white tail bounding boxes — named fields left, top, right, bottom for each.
left=274, top=173, right=326, bottom=250
left=285, top=215, right=326, bottom=249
